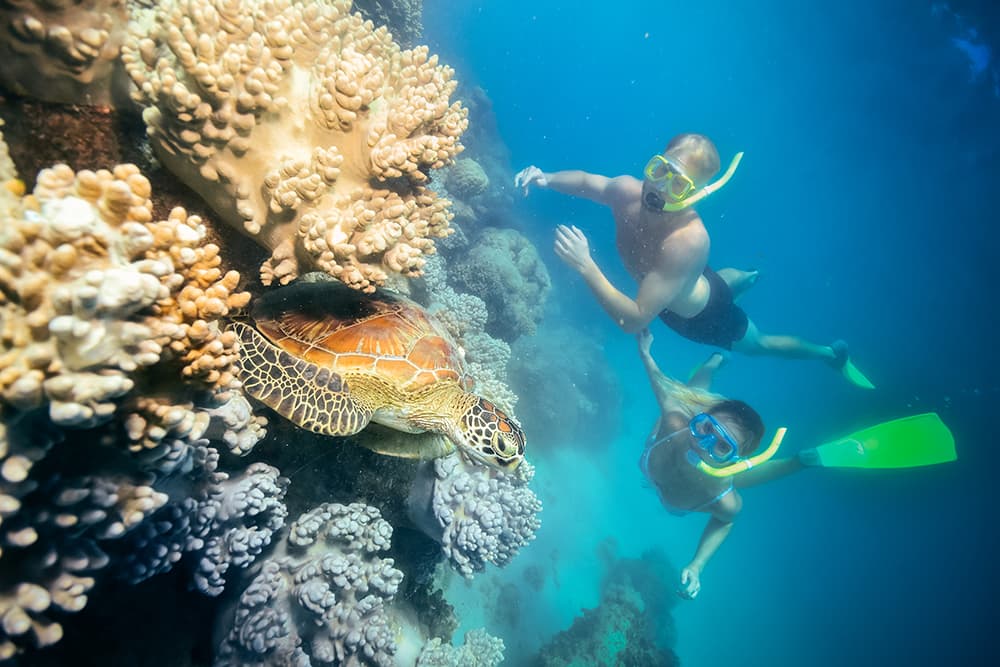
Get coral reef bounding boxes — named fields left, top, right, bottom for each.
left=530, top=546, right=680, bottom=667
left=509, top=322, right=622, bottom=451
left=0, top=10, right=548, bottom=665
left=0, top=162, right=248, bottom=432
left=215, top=499, right=504, bottom=667
left=420, top=255, right=516, bottom=415
left=406, top=452, right=541, bottom=578
left=0, top=0, right=132, bottom=106
left=215, top=501, right=404, bottom=667
left=442, top=157, right=488, bottom=200
left=122, top=0, right=468, bottom=291
left=450, top=227, right=551, bottom=341
left=0, top=157, right=271, bottom=660
left=416, top=628, right=504, bottom=667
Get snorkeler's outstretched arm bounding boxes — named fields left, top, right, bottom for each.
left=679, top=492, right=742, bottom=600
left=638, top=329, right=677, bottom=409
left=636, top=329, right=700, bottom=417
left=514, top=166, right=629, bottom=206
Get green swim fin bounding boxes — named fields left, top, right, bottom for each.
left=841, top=358, right=876, bottom=390
left=829, top=340, right=875, bottom=389
left=813, top=413, right=956, bottom=469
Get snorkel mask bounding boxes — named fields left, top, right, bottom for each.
left=643, top=152, right=744, bottom=212
left=686, top=412, right=787, bottom=478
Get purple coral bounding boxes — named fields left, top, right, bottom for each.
left=407, top=452, right=541, bottom=578
left=215, top=502, right=403, bottom=667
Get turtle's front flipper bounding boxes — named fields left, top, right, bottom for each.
left=232, top=322, right=373, bottom=436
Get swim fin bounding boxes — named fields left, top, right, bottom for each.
left=841, top=358, right=875, bottom=389
left=829, top=340, right=875, bottom=389
left=812, top=413, right=956, bottom=469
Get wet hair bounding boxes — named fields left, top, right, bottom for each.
left=665, top=133, right=721, bottom=185
left=708, top=399, right=765, bottom=456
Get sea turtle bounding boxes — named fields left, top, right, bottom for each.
left=232, top=280, right=525, bottom=470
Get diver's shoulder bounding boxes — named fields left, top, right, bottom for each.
left=607, top=174, right=642, bottom=195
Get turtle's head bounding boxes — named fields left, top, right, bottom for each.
left=456, top=397, right=525, bottom=471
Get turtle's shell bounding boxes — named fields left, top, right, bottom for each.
left=250, top=280, right=472, bottom=392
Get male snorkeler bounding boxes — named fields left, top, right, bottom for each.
left=514, top=133, right=873, bottom=388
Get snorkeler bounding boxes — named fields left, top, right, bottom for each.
left=636, top=329, right=955, bottom=600
left=514, top=132, right=873, bottom=388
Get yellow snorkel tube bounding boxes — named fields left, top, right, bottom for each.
left=696, top=426, right=787, bottom=477
left=656, top=152, right=744, bottom=212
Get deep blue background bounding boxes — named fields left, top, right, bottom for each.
left=424, top=2, right=996, bottom=665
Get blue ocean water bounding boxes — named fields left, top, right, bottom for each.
left=424, top=1, right=996, bottom=665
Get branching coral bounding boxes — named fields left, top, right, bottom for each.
left=122, top=0, right=468, bottom=291
left=0, top=155, right=272, bottom=660
left=0, top=0, right=132, bottom=106
left=417, top=629, right=504, bottom=667
left=118, top=454, right=288, bottom=595
left=0, top=162, right=248, bottom=425
left=406, top=452, right=541, bottom=578
left=215, top=499, right=507, bottom=667
left=215, top=501, right=404, bottom=667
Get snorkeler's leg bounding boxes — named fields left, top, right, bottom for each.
left=732, top=320, right=838, bottom=361
left=687, top=351, right=729, bottom=390
left=733, top=456, right=806, bottom=488
left=735, top=321, right=875, bottom=388
left=716, top=267, right=760, bottom=302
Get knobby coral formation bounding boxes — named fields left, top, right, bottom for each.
left=0, top=155, right=272, bottom=660
left=416, top=629, right=504, bottom=667
left=217, top=501, right=506, bottom=667
left=215, top=501, right=403, bottom=667
left=0, top=0, right=132, bottom=106
left=122, top=0, right=468, bottom=291
left=0, top=161, right=251, bottom=444
left=407, top=452, right=541, bottom=578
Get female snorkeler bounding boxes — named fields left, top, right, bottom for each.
left=637, top=328, right=955, bottom=600
left=637, top=328, right=799, bottom=600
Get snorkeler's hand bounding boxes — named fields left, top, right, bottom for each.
left=554, top=225, right=595, bottom=275
left=514, top=166, right=548, bottom=195
left=637, top=328, right=653, bottom=356
left=678, top=566, right=701, bottom=600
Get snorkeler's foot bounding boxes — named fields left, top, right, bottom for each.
left=797, top=447, right=821, bottom=467
left=687, top=351, right=731, bottom=387
left=828, top=340, right=849, bottom=369
left=703, top=351, right=731, bottom=372
left=827, top=340, right=876, bottom=390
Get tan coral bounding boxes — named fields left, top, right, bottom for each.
left=0, top=162, right=249, bottom=429
left=0, top=0, right=132, bottom=106
left=122, top=0, right=468, bottom=291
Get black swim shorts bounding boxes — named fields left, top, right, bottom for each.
left=659, top=267, right=749, bottom=349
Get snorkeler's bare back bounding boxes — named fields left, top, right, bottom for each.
left=607, top=177, right=713, bottom=318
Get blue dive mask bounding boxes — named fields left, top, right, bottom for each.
left=689, top=413, right=742, bottom=463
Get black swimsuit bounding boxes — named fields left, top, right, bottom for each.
left=659, top=267, right=749, bottom=349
